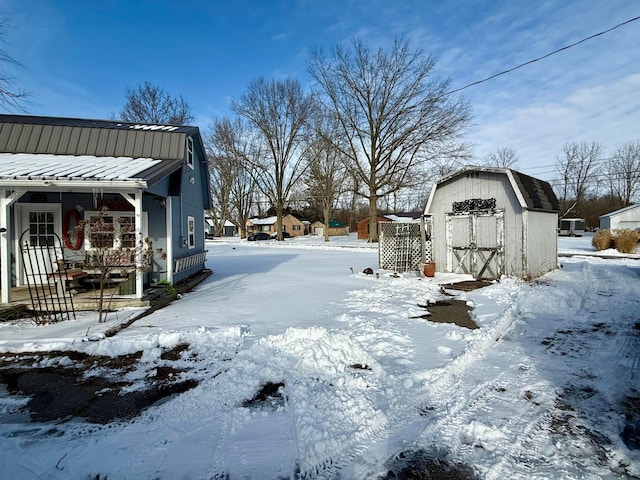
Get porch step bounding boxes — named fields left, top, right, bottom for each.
left=0, top=303, right=28, bottom=321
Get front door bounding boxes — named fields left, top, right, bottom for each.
left=446, top=210, right=504, bottom=280
left=17, top=204, right=63, bottom=286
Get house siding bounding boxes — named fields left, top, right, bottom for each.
left=171, top=135, right=210, bottom=283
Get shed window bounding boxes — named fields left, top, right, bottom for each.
left=186, top=136, right=194, bottom=169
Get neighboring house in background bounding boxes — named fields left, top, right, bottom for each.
left=205, top=216, right=237, bottom=238
left=246, top=214, right=305, bottom=237
left=0, top=114, right=211, bottom=304
left=310, top=220, right=350, bottom=237
left=599, top=204, right=640, bottom=232
left=357, top=212, right=421, bottom=240
left=222, top=220, right=237, bottom=237
left=425, top=166, right=559, bottom=280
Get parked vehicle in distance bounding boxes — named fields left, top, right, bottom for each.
left=558, top=218, right=585, bottom=237
left=271, top=231, right=291, bottom=239
left=247, top=232, right=273, bottom=241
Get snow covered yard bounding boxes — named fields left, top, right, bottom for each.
left=0, top=234, right=638, bottom=479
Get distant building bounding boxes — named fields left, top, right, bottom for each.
left=246, top=214, right=305, bottom=237
left=310, top=220, right=349, bottom=236
left=599, top=204, right=640, bottom=232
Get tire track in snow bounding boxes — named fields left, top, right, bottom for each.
left=326, top=277, right=451, bottom=478
left=416, top=261, right=640, bottom=479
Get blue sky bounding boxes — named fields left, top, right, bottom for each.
left=1, top=0, right=639, bottom=181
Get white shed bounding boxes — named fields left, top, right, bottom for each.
left=424, top=166, right=560, bottom=280
left=599, top=204, right=640, bottom=231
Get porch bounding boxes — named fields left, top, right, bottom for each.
left=0, top=283, right=155, bottom=321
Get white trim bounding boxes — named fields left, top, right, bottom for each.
left=166, top=197, right=174, bottom=284
left=186, top=136, right=194, bottom=170
left=0, top=179, right=148, bottom=190
left=83, top=210, right=147, bottom=251
left=1, top=190, right=26, bottom=303
left=15, top=203, right=63, bottom=287
left=187, top=215, right=195, bottom=249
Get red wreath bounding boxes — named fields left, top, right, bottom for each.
left=62, top=209, right=84, bottom=250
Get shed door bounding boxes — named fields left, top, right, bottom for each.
left=446, top=210, right=504, bottom=280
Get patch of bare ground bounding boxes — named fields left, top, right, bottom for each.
left=0, top=344, right=200, bottom=424
left=413, top=300, right=478, bottom=330
left=381, top=449, right=477, bottom=480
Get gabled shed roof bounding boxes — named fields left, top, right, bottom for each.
left=428, top=166, right=560, bottom=213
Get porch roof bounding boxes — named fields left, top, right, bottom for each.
left=0, top=152, right=182, bottom=190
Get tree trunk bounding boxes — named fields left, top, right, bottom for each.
left=323, top=206, right=330, bottom=242
left=368, top=189, right=378, bottom=242
left=275, top=201, right=284, bottom=241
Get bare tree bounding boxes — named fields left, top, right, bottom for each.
left=76, top=207, right=160, bottom=322
left=231, top=77, right=315, bottom=241
left=305, top=115, right=347, bottom=242
left=0, top=17, right=28, bottom=111
left=556, top=141, right=602, bottom=217
left=607, top=141, right=640, bottom=208
left=117, top=82, right=194, bottom=125
left=206, top=153, right=234, bottom=237
left=482, top=146, right=518, bottom=168
left=206, top=116, right=258, bottom=238
left=308, top=38, right=471, bottom=241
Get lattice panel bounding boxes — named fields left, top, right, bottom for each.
left=379, top=222, right=431, bottom=272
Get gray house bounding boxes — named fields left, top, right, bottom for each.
left=599, top=204, right=640, bottom=231
left=424, top=166, right=560, bottom=280
left=0, top=114, right=211, bottom=304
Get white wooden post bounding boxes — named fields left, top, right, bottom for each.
left=121, top=190, right=144, bottom=299
left=1, top=190, right=24, bottom=303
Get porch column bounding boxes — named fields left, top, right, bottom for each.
left=121, top=190, right=144, bottom=300
left=1, top=190, right=24, bottom=303
left=134, top=191, right=143, bottom=299
left=165, top=196, right=173, bottom=284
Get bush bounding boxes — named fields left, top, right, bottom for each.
left=592, top=229, right=613, bottom=251
left=613, top=228, right=639, bottom=254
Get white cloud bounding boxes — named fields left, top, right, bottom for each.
left=469, top=73, right=640, bottom=177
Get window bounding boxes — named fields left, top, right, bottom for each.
left=85, top=211, right=136, bottom=250
left=187, top=216, right=195, bottom=249
left=29, top=211, right=55, bottom=246
left=186, top=136, right=194, bottom=169
left=292, top=224, right=301, bottom=231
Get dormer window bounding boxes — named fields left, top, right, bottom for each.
left=186, top=136, right=194, bottom=169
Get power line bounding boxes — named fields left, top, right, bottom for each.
left=445, top=15, right=640, bottom=96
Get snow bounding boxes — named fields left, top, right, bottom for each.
left=0, top=233, right=639, bottom=479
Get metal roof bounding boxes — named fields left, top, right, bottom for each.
left=0, top=114, right=196, bottom=160
left=0, top=152, right=183, bottom=189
